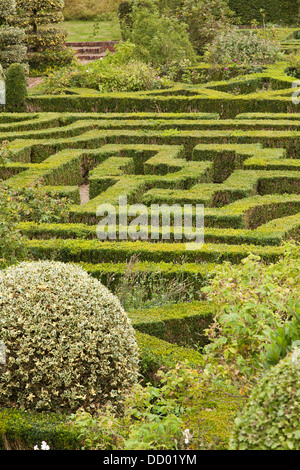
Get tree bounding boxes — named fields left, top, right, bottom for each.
left=164, top=0, right=235, bottom=55
left=128, top=0, right=197, bottom=79
left=13, top=0, right=65, bottom=32
left=118, top=0, right=235, bottom=56
left=0, top=0, right=27, bottom=72
left=10, top=0, right=74, bottom=74
left=0, top=0, right=17, bottom=25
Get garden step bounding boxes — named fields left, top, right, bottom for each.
left=73, top=47, right=111, bottom=54
left=77, top=54, right=106, bottom=61
left=66, top=41, right=118, bottom=53
left=66, top=41, right=118, bottom=63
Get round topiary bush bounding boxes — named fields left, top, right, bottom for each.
left=0, top=261, right=140, bottom=413
left=229, top=349, right=300, bottom=450
left=5, top=62, right=27, bottom=112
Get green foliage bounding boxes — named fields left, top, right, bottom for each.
left=41, top=43, right=163, bottom=94
left=228, top=0, right=300, bottom=26
left=0, top=179, right=71, bottom=268
left=119, top=0, right=235, bottom=56
left=0, top=408, right=81, bottom=450
left=118, top=0, right=133, bottom=40
left=70, top=363, right=242, bottom=450
left=0, top=261, right=140, bottom=413
left=173, top=0, right=235, bottom=55
left=205, top=28, right=282, bottom=66
left=285, top=52, right=300, bottom=79
left=261, top=301, right=300, bottom=368
left=5, top=63, right=27, bottom=112
left=9, top=0, right=74, bottom=73
left=25, top=27, right=68, bottom=51
left=113, top=255, right=195, bottom=311
left=127, top=0, right=197, bottom=79
left=202, top=242, right=300, bottom=386
left=27, top=48, right=76, bottom=76
left=229, top=349, right=300, bottom=450
left=0, top=0, right=16, bottom=24
left=0, top=186, right=27, bottom=269
left=6, top=183, right=71, bottom=224
left=0, top=141, right=11, bottom=166
left=0, top=1, right=27, bottom=71
left=13, top=0, right=65, bottom=29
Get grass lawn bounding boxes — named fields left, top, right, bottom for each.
left=56, top=19, right=122, bottom=42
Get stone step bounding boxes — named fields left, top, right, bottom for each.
left=77, top=54, right=106, bottom=61
left=72, top=47, right=111, bottom=54
left=66, top=41, right=119, bottom=53
left=66, top=41, right=118, bottom=62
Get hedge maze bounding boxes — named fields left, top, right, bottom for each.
left=2, top=71, right=300, bottom=373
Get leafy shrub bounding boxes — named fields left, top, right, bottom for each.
left=171, top=0, right=235, bottom=55
left=118, top=0, right=133, bottom=40
left=0, top=261, right=140, bottom=413
left=0, top=0, right=27, bottom=71
left=41, top=43, right=163, bottom=94
left=0, top=0, right=16, bottom=24
left=10, top=0, right=74, bottom=73
left=25, top=28, right=68, bottom=51
left=285, top=52, right=300, bottom=79
left=0, top=180, right=71, bottom=267
left=205, top=28, right=281, bottom=66
left=0, top=141, right=11, bottom=166
left=70, top=362, right=242, bottom=450
left=261, top=301, right=300, bottom=368
left=27, top=48, right=76, bottom=76
left=119, top=0, right=235, bottom=56
left=128, top=0, right=197, bottom=78
left=202, top=242, right=300, bottom=386
left=229, top=349, right=300, bottom=450
left=6, top=183, right=71, bottom=224
left=5, top=63, right=27, bottom=112
left=228, top=0, right=299, bottom=26
left=0, top=185, right=27, bottom=269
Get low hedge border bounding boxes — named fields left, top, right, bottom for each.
left=18, top=211, right=300, bottom=246
left=23, top=238, right=283, bottom=264
left=130, top=301, right=213, bottom=349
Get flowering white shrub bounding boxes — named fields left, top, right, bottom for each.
left=0, top=261, right=139, bottom=413
left=205, top=28, right=281, bottom=66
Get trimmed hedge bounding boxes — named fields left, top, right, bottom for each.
left=135, top=330, right=204, bottom=383
left=130, top=301, right=213, bottom=348
left=228, top=0, right=300, bottom=26
left=24, top=238, right=283, bottom=264
left=5, top=63, right=27, bottom=113
left=0, top=408, right=81, bottom=450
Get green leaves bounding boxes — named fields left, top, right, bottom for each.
left=202, top=243, right=300, bottom=385
left=229, top=350, right=300, bottom=450
left=0, top=261, right=140, bottom=413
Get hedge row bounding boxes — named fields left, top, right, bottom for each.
left=6, top=126, right=300, bottom=161
left=6, top=117, right=300, bottom=145
left=22, top=64, right=300, bottom=116
left=228, top=0, right=300, bottom=26
left=19, top=211, right=300, bottom=246
left=23, top=238, right=283, bottom=265
left=22, top=94, right=300, bottom=119
left=131, top=301, right=213, bottom=348
left=69, top=193, right=300, bottom=229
